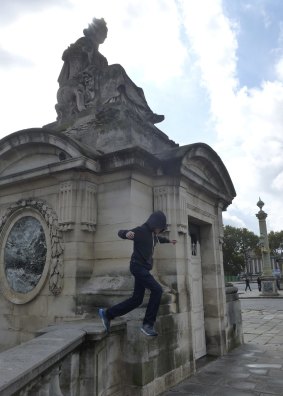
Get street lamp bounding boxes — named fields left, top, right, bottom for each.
left=256, top=198, right=279, bottom=296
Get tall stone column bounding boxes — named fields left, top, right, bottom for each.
left=256, top=198, right=279, bottom=296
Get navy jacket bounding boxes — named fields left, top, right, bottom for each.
left=118, top=211, right=170, bottom=270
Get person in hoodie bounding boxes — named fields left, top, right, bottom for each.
left=99, top=211, right=177, bottom=336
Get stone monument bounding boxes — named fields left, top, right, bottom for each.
left=50, top=17, right=170, bottom=157
left=256, top=198, right=279, bottom=296
left=0, top=17, right=240, bottom=395
left=55, top=18, right=164, bottom=126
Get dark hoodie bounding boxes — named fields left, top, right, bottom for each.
left=118, top=211, right=170, bottom=270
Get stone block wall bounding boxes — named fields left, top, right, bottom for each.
left=0, top=125, right=241, bottom=394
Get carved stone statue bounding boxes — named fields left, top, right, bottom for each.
left=55, top=18, right=164, bottom=124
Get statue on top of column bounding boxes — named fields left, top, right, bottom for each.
left=55, top=18, right=164, bottom=125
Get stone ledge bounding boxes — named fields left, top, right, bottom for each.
left=0, top=319, right=126, bottom=395
left=0, top=328, right=85, bottom=395
left=36, top=318, right=126, bottom=340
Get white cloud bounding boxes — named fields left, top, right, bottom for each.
left=97, top=0, right=188, bottom=84
left=223, top=212, right=246, bottom=228
left=0, top=47, right=32, bottom=68
left=272, top=172, right=283, bottom=191
left=275, top=57, right=283, bottom=82
left=0, top=0, right=71, bottom=24
left=1, top=0, right=283, bottom=234
left=179, top=0, right=283, bottom=232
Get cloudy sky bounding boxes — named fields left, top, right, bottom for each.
left=1, top=0, right=283, bottom=235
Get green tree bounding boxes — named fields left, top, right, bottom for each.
left=268, top=230, right=283, bottom=258
left=223, top=226, right=260, bottom=275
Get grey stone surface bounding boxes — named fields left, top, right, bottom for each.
left=0, top=319, right=127, bottom=396
left=0, top=17, right=239, bottom=395
left=241, top=299, right=283, bottom=348
left=162, top=343, right=283, bottom=395
left=0, top=123, right=239, bottom=394
left=161, top=297, right=283, bottom=395
left=0, top=328, right=86, bottom=395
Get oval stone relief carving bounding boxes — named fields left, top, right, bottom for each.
left=0, top=201, right=61, bottom=304
left=4, top=216, right=47, bottom=293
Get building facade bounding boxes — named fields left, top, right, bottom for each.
left=0, top=18, right=241, bottom=395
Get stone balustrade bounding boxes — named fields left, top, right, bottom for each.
left=0, top=291, right=242, bottom=396
left=0, top=320, right=126, bottom=396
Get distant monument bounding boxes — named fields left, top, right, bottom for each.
left=55, top=17, right=164, bottom=125
left=256, top=198, right=279, bottom=296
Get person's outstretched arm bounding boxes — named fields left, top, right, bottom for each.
left=118, top=229, right=130, bottom=239
left=157, top=235, right=177, bottom=245
left=118, top=227, right=140, bottom=240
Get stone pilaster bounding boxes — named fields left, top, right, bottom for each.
left=58, top=181, right=76, bottom=231
left=153, top=185, right=188, bottom=234
left=80, top=181, right=97, bottom=232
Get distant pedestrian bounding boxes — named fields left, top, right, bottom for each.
left=245, top=277, right=252, bottom=291
left=257, top=276, right=261, bottom=292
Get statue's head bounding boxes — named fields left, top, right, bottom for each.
left=83, top=18, right=108, bottom=45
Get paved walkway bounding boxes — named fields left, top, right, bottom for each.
left=235, top=282, right=283, bottom=299
left=161, top=288, right=283, bottom=395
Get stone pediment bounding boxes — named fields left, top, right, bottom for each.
left=157, top=143, right=236, bottom=207
left=0, top=128, right=100, bottom=181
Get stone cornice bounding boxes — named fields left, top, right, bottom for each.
left=0, top=157, right=99, bottom=187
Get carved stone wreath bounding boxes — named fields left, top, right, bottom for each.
left=0, top=198, right=64, bottom=296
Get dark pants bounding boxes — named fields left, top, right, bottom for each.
left=107, top=263, right=163, bottom=326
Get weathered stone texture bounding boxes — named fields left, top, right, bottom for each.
left=0, top=16, right=241, bottom=395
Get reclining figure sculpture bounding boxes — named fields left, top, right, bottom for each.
left=56, top=18, right=164, bottom=125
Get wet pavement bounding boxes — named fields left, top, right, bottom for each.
left=161, top=284, right=283, bottom=395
